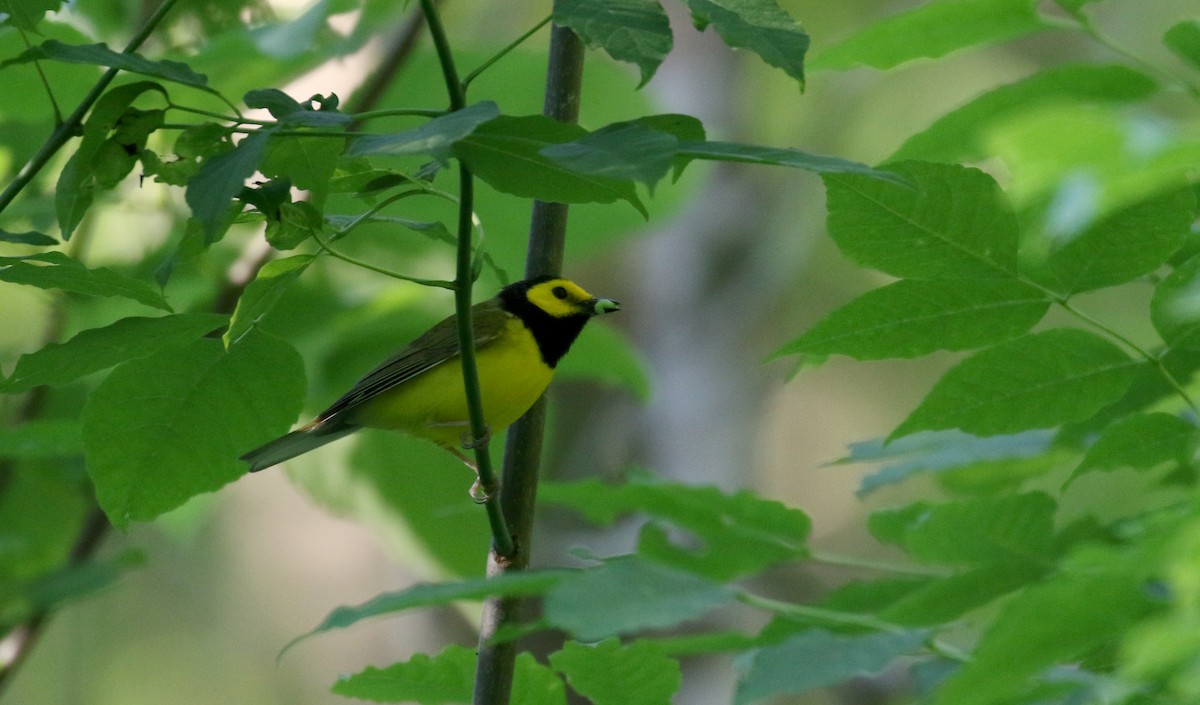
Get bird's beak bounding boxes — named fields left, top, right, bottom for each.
left=590, top=297, right=621, bottom=315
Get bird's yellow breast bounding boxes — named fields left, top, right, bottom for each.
left=348, top=317, right=554, bottom=447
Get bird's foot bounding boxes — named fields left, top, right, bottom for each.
left=460, top=425, right=492, bottom=451
left=469, top=477, right=498, bottom=504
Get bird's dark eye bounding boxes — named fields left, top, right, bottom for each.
left=552, top=286, right=568, bottom=300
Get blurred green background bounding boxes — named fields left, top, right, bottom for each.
left=2, top=0, right=1198, bottom=703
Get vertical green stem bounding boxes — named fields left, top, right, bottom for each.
left=418, top=0, right=514, bottom=557
left=472, top=23, right=585, bottom=705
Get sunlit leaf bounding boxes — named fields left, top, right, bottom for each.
left=1045, top=188, right=1193, bottom=294
left=1153, top=254, right=1200, bottom=351
left=868, top=492, right=1057, bottom=566
left=928, top=556, right=1157, bottom=705
left=1067, top=413, right=1197, bottom=485
left=810, top=0, right=1047, bottom=72
left=823, top=161, right=1019, bottom=279
left=892, top=64, right=1156, bottom=163
left=776, top=279, right=1048, bottom=360
left=892, top=329, right=1138, bottom=440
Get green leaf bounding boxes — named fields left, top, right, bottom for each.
left=334, top=645, right=566, bottom=705
left=891, top=64, right=1157, bottom=163
left=555, top=321, right=650, bottom=401
left=543, top=556, right=735, bottom=641
left=540, top=119, right=681, bottom=190
left=348, top=102, right=500, bottom=159
left=260, top=132, right=344, bottom=205
left=776, top=279, right=1048, bottom=360
left=1, top=40, right=210, bottom=88
left=553, top=0, right=673, bottom=87
left=0, top=420, right=82, bottom=459
left=265, top=201, right=325, bottom=250
left=810, top=0, right=1047, bottom=72
left=684, top=0, right=809, bottom=87
left=81, top=329, right=305, bottom=527
left=844, top=430, right=1056, bottom=496
left=244, top=88, right=303, bottom=118
left=823, top=161, right=1019, bottom=279
left=892, top=329, right=1138, bottom=440
left=56, top=81, right=168, bottom=238
left=509, top=653, right=568, bottom=705
left=928, top=557, right=1157, bottom=705
left=185, top=130, right=271, bottom=241
left=332, top=644, right=474, bottom=703
left=224, top=255, right=315, bottom=347
left=734, top=629, right=928, bottom=705
left=1068, top=413, right=1196, bottom=484
left=0, top=252, right=171, bottom=311
left=0, top=229, right=57, bottom=246
left=681, top=142, right=903, bottom=183
left=879, top=562, right=1051, bottom=625
left=868, top=493, right=1057, bottom=566
left=1152, top=254, right=1200, bottom=351
left=540, top=473, right=809, bottom=579
left=550, top=639, right=680, bottom=705
left=1045, top=188, right=1194, bottom=294
left=544, top=116, right=889, bottom=191
left=303, top=571, right=567, bottom=638
left=1164, top=20, right=1200, bottom=69
left=1, top=0, right=63, bottom=31
left=1, top=314, right=226, bottom=395
left=452, top=115, right=646, bottom=215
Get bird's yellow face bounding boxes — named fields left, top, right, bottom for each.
left=524, top=278, right=619, bottom=318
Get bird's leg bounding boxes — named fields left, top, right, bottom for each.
left=444, top=425, right=495, bottom=504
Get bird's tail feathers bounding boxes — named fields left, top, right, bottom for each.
left=240, top=422, right=359, bottom=472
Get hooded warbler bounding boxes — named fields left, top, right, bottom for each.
left=240, top=276, right=620, bottom=480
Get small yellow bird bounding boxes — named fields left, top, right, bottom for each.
left=240, top=276, right=620, bottom=493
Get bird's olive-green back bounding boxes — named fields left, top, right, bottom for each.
left=315, top=299, right=514, bottom=423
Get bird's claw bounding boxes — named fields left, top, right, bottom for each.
left=469, top=477, right=498, bottom=504
left=460, top=425, right=492, bottom=451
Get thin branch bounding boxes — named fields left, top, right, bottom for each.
left=461, top=15, right=552, bottom=92
left=0, top=0, right=183, bottom=216
left=13, top=22, right=64, bottom=124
